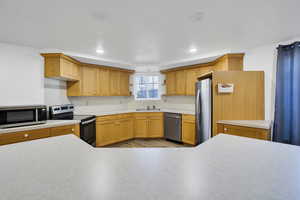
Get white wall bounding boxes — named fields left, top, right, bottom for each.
left=44, top=78, right=70, bottom=106
left=0, top=42, right=72, bottom=107
left=243, top=36, right=300, bottom=120
left=0, top=42, right=44, bottom=106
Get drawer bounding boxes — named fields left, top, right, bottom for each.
left=0, top=128, right=51, bottom=145
left=182, top=114, right=195, bottom=122
left=219, top=124, right=270, bottom=140
left=50, top=125, right=76, bottom=137
left=147, top=112, right=163, bottom=117
left=96, top=115, right=120, bottom=122
left=119, top=113, right=133, bottom=119
left=134, top=112, right=163, bottom=118
left=134, top=113, right=148, bottom=119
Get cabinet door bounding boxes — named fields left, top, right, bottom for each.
left=97, top=69, right=110, bottom=96
left=71, top=62, right=80, bottom=80
left=81, top=67, right=98, bottom=96
left=222, top=124, right=270, bottom=140
left=110, top=70, right=121, bottom=96
left=166, top=72, right=176, bottom=95
left=175, top=70, right=186, bottom=95
left=50, top=125, right=76, bottom=137
left=134, top=116, right=148, bottom=138
left=96, top=121, right=116, bottom=146
left=120, top=72, right=130, bottom=96
left=60, top=58, right=72, bottom=78
left=148, top=116, right=164, bottom=138
left=185, top=69, right=198, bottom=96
left=119, top=118, right=134, bottom=140
left=182, top=121, right=196, bottom=145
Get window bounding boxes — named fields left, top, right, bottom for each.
left=134, top=75, right=161, bottom=100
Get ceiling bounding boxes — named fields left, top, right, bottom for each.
left=0, top=0, right=299, bottom=69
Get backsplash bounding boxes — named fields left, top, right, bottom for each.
left=70, top=95, right=195, bottom=114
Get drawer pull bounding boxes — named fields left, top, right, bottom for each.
left=24, top=134, right=29, bottom=138
left=72, top=128, right=74, bottom=132
left=224, top=128, right=227, bottom=132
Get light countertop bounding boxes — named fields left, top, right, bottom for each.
left=74, top=109, right=195, bottom=116
left=217, top=120, right=272, bottom=129
left=0, top=134, right=299, bottom=200
left=0, top=120, right=80, bottom=134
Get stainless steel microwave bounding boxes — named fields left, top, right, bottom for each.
left=0, top=105, right=47, bottom=129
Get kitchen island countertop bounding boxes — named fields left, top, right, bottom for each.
left=0, top=134, right=299, bottom=200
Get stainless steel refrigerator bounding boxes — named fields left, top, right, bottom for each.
left=195, top=78, right=212, bottom=144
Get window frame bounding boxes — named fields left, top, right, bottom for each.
left=133, top=73, right=162, bottom=101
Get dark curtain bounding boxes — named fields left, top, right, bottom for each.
left=273, top=41, right=300, bottom=145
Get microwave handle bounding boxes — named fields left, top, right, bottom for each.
left=35, top=109, right=38, bottom=122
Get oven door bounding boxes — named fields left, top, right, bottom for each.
left=80, top=118, right=96, bottom=146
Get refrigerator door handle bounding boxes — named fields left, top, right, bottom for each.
left=196, top=87, right=201, bottom=130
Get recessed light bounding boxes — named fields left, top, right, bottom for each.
left=96, top=49, right=104, bottom=54
left=189, top=48, right=197, bottom=53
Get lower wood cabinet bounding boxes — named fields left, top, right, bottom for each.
left=96, top=113, right=164, bottom=147
left=0, top=124, right=80, bottom=146
left=217, top=123, right=271, bottom=140
left=0, top=128, right=51, bottom=146
left=50, top=125, right=80, bottom=137
left=134, top=113, right=164, bottom=138
left=182, top=114, right=196, bottom=145
left=96, top=114, right=134, bottom=146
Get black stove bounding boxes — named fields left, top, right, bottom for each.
left=49, top=104, right=96, bottom=146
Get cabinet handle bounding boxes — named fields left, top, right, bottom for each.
left=24, top=134, right=29, bottom=138
left=71, top=128, right=74, bottom=132
left=224, top=128, right=227, bottom=132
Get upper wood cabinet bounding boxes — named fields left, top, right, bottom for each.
left=165, top=71, right=176, bottom=95
left=42, top=53, right=134, bottom=97
left=97, top=69, right=110, bottom=96
left=109, top=70, right=121, bottom=96
left=41, top=53, right=80, bottom=81
left=81, top=66, right=98, bottom=96
left=120, top=72, right=131, bottom=96
left=161, top=53, right=244, bottom=96
left=175, top=70, right=186, bottom=95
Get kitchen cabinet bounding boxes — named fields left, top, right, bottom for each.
left=0, top=124, right=80, bottom=146
left=175, top=70, right=186, bottom=95
left=134, top=114, right=148, bottom=138
left=0, top=128, right=51, bottom=146
left=110, top=70, right=121, bottom=96
left=41, top=53, right=80, bottom=81
left=50, top=125, right=79, bottom=137
left=42, top=53, right=134, bottom=97
left=97, top=68, right=110, bottom=96
left=217, top=123, right=270, bottom=140
left=148, top=114, right=164, bottom=138
left=96, top=120, right=116, bottom=146
left=120, top=72, right=131, bottom=96
left=119, top=116, right=134, bottom=140
left=182, top=114, right=196, bottom=145
left=165, top=71, right=176, bottom=95
left=96, top=114, right=134, bottom=146
left=81, top=66, right=98, bottom=96
left=134, top=113, right=164, bottom=138
left=162, top=53, right=244, bottom=96
left=185, top=69, right=198, bottom=96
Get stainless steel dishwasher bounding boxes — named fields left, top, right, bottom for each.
left=164, top=112, right=182, bottom=142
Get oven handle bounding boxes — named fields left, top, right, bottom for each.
left=81, top=118, right=96, bottom=125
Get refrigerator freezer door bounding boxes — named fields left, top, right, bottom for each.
left=196, top=79, right=212, bottom=144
